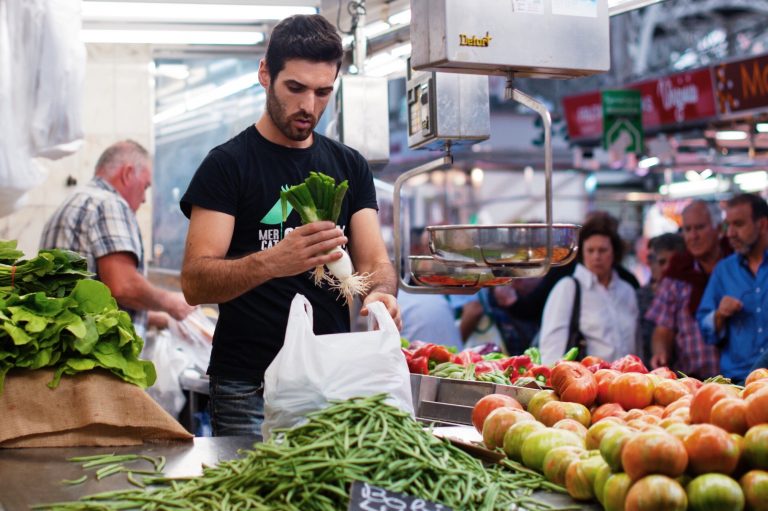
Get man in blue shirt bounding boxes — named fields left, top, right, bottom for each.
left=697, top=193, right=768, bottom=382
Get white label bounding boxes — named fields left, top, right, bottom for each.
left=552, top=0, right=598, bottom=18
left=512, top=0, right=544, bottom=14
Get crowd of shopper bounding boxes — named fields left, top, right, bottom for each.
left=404, top=193, right=768, bottom=384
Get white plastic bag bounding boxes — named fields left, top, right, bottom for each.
left=143, top=330, right=189, bottom=418
left=262, top=294, right=414, bottom=440
left=167, top=309, right=214, bottom=373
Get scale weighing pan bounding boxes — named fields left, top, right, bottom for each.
left=409, top=255, right=514, bottom=288
left=427, top=224, right=580, bottom=273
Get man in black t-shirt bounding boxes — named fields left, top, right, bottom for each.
left=179, top=14, right=400, bottom=437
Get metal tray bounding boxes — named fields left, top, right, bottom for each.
left=410, top=374, right=544, bottom=426
left=409, top=255, right=514, bottom=288
left=427, top=224, right=580, bottom=274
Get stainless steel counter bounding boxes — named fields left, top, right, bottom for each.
left=0, top=436, right=598, bottom=511
left=0, top=436, right=257, bottom=511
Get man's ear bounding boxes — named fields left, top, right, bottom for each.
left=258, top=60, right=270, bottom=89
left=117, top=164, right=134, bottom=186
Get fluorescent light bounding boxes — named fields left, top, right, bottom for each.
left=734, top=171, right=768, bottom=192
left=155, top=64, right=190, bottom=80
left=757, top=123, right=768, bottom=133
left=388, top=9, right=411, bottom=26
left=471, top=167, right=484, bottom=187
left=685, top=170, right=702, bottom=181
left=715, top=130, right=748, bottom=141
left=659, top=178, right=728, bottom=198
left=638, top=156, right=659, bottom=168
left=81, top=29, right=264, bottom=45
left=81, top=2, right=316, bottom=23
left=699, top=168, right=713, bottom=179
left=390, top=43, right=412, bottom=58
left=154, top=72, right=261, bottom=123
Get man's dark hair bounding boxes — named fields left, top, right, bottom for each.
left=727, top=193, right=768, bottom=221
left=264, top=14, right=343, bottom=83
left=577, top=211, right=625, bottom=264
left=649, top=232, right=685, bottom=254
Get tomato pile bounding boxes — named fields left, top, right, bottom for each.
left=472, top=360, right=768, bottom=511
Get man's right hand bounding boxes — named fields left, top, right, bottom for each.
left=267, top=221, right=347, bottom=277
left=166, top=291, right=196, bottom=320
left=650, top=352, right=669, bottom=369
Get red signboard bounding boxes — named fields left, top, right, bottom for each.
left=562, top=68, right=717, bottom=140
left=713, top=53, right=768, bottom=115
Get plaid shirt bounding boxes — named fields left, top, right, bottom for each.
left=40, top=177, right=146, bottom=327
left=645, top=276, right=719, bottom=378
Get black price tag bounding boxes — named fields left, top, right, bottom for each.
left=347, top=481, right=453, bottom=511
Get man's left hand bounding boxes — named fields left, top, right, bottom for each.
left=361, top=292, right=401, bottom=331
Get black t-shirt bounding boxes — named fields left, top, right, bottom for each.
left=180, top=125, right=378, bottom=380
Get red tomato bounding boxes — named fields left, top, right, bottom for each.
left=740, top=470, right=768, bottom=511
left=602, top=473, right=632, bottom=511
left=471, top=393, right=523, bottom=433
left=481, top=407, right=533, bottom=450
left=520, top=429, right=584, bottom=472
left=744, top=424, right=768, bottom=470
left=502, top=420, right=546, bottom=461
left=611, top=354, right=649, bottom=373
left=654, top=379, right=691, bottom=406
left=684, top=424, right=740, bottom=475
left=586, top=419, right=623, bottom=450
left=565, top=454, right=607, bottom=501
left=678, top=376, right=704, bottom=393
left=621, top=431, right=688, bottom=480
left=553, top=418, right=588, bottom=439
left=539, top=400, right=592, bottom=428
left=650, top=366, right=677, bottom=379
left=624, top=475, right=687, bottom=511
left=743, top=380, right=768, bottom=399
left=686, top=473, right=745, bottom=511
left=746, top=387, right=768, bottom=427
left=690, top=383, right=741, bottom=424
left=609, top=373, right=655, bottom=410
left=665, top=423, right=693, bottom=443
left=663, top=395, right=693, bottom=418
left=746, top=368, right=768, bottom=386
left=526, top=389, right=559, bottom=421
left=599, top=426, right=635, bottom=472
left=711, top=398, right=749, bottom=435
left=550, top=361, right=599, bottom=407
left=643, top=405, right=665, bottom=418
left=582, top=355, right=608, bottom=367
left=542, top=445, right=584, bottom=486
left=595, top=368, right=621, bottom=404
left=591, top=403, right=626, bottom=425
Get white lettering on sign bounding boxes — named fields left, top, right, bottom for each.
left=576, top=104, right=602, bottom=123
left=657, top=78, right=700, bottom=122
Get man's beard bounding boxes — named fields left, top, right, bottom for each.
left=266, top=89, right=318, bottom=142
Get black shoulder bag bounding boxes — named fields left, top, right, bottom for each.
left=566, top=276, right=586, bottom=360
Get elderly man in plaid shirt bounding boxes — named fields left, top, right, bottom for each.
left=645, top=200, right=728, bottom=379
left=40, top=140, right=194, bottom=335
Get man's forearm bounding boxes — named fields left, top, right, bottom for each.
left=182, top=252, right=271, bottom=305
left=362, top=260, right=398, bottom=298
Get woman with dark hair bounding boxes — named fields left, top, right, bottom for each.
left=539, top=214, right=639, bottom=364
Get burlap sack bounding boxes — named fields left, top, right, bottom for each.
left=0, top=369, right=193, bottom=448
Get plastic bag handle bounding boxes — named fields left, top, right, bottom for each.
left=287, top=293, right=313, bottom=331
left=365, top=301, right=398, bottom=334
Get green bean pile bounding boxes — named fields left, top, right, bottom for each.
left=34, top=394, right=578, bottom=511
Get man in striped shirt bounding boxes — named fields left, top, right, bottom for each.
left=40, top=140, right=193, bottom=334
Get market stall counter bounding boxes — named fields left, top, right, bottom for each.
left=0, top=436, right=256, bottom=511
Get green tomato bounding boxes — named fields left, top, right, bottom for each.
left=686, top=473, right=745, bottom=511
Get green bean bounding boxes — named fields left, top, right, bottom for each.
left=60, top=475, right=87, bottom=485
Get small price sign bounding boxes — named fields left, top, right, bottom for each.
left=347, top=481, right=453, bottom=511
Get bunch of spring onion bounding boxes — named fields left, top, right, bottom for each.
left=280, top=171, right=370, bottom=304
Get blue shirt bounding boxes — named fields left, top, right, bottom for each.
left=696, top=251, right=768, bottom=382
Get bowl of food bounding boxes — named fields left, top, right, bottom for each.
left=408, top=256, right=514, bottom=288
left=427, top=224, right=580, bottom=274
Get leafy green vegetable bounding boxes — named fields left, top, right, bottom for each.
left=280, top=171, right=349, bottom=224
left=0, top=242, right=155, bottom=392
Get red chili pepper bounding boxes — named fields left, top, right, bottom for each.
left=524, top=364, right=552, bottom=386
left=499, top=355, right=532, bottom=374
left=474, top=360, right=503, bottom=374
left=451, top=351, right=483, bottom=366
left=429, top=345, right=453, bottom=363
left=412, top=343, right=436, bottom=360
left=408, top=355, right=429, bottom=375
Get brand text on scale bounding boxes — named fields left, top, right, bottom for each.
left=459, top=32, right=492, bottom=47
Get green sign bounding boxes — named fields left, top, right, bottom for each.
left=602, top=90, right=643, bottom=153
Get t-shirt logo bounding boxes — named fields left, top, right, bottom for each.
left=260, top=185, right=293, bottom=225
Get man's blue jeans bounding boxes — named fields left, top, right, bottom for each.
left=208, top=375, right=264, bottom=439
